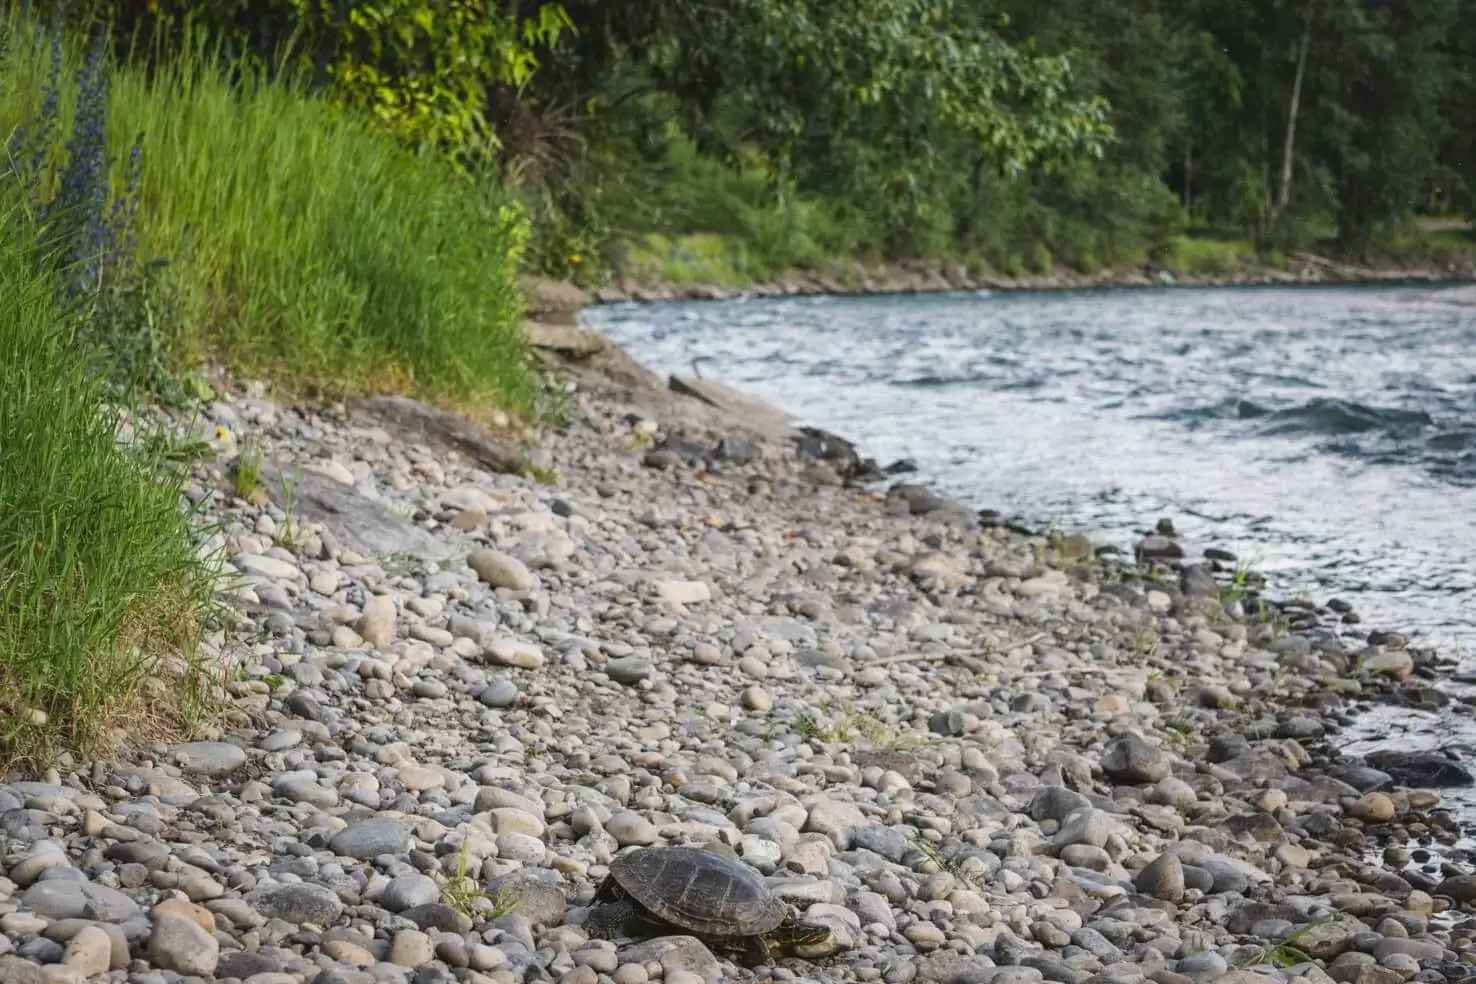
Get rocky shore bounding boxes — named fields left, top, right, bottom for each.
left=2, top=320, right=1475, bottom=984
left=589, top=254, right=1476, bottom=306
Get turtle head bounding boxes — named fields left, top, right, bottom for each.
left=764, top=918, right=834, bottom=956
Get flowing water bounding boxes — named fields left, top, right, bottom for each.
left=586, top=284, right=1476, bottom=803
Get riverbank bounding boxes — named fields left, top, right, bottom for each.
left=591, top=251, right=1476, bottom=305
left=3, top=318, right=1476, bottom=983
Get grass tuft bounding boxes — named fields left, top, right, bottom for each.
left=441, top=841, right=520, bottom=921
left=0, top=214, right=217, bottom=767
left=232, top=438, right=263, bottom=499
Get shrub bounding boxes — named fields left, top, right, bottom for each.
left=0, top=16, right=533, bottom=408
left=57, top=0, right=573, bottom=170
left=4, top=26, right=181, bottom=400
left=0, top=211, right=216, bottom=766
left=1157, top=234, right=1254, bottom=276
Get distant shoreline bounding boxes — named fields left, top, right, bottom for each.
left=590, top=253, right=1476, bottom=305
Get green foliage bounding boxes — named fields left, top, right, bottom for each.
left=57, top=0, right=572, bottom=170
left=1155, top=235, right=1255, bottom=276
left=0, top=209, right=215, bottom=767
left=589, top=137, right=861, bottom=281
left=536, top=0, right=1476, bottom=275
left=515, top=0, right=1119, bottom=271
left=439, top=841, right=519, bottom=920
left=39, top=0, right=1476, bottom=293
left=0, top=20, right=534, bottom=406
left=284, top=0, right=572, bottom=168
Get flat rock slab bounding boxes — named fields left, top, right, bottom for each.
left=520, top=276, right=590, bottom=325
left=260, top=462, right=451, bottom=565
left=526, top=321, right=609, bottom=357
left=668, top=375, right=793, bottom=438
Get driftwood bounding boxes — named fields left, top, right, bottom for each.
left=350, top=395, right=519, bottom=474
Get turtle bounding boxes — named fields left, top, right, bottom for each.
left=584, top=845, right=832, bottom=966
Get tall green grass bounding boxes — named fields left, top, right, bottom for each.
left=0, top=213, right=216, bottom=766
left=0, top=19, right=533, bottom=408
left=1155, top=234, right=1256, bottom=276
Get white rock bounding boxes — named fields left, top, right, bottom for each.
left=234, top=554, right=300, bottom=580
left=484, top=638, right=545, bottom=670
left=469, top=549, right=536, bottom=591
left=656, top=580, right=711, bottom=605
left=357, top=595, right=398, bottom=647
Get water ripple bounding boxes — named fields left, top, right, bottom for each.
left=588, top=285, right=1476, bottom=650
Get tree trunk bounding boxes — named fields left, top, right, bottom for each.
left=1184, top=142, right=1193, bottom=215
left=1274, top=1, right=1316, bottom=220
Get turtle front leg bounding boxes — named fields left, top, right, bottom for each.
left=735, top=935, right=776, bottom=969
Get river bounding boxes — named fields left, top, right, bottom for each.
left=586, top=283, right=1476, bottom=790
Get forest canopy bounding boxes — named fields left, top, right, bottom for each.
left=51, top=0, right=1476, bottom=282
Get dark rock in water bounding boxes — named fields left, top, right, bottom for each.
left=1332, top=766, right=1395, bottom=792
left=1327, top=597, right=1354, bottom=614
left=793, top=426, right=859, bottom=465
left=1204, top=547, right=1238, bottom=563
left=1391, top=686, right=1450, bottom=711
left=850, top=458, right=886, bottom=484
left=1135, top=535, right=1184, bottom=561
left=884, top=458, right=919, bottom=474
left=791, top=426, right=888, bottom=484
left=1363, top=749, right=1475, bottom=788
left=1155, top=517, right=1177, bottom=536
left=978, top=509, right=1004, bottom=527
left=888, top=484, right=948, bottom=515
left=1368, top=629, right=1408, bottom=647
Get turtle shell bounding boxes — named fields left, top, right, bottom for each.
left=608, top=846, right=786, bottom=938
